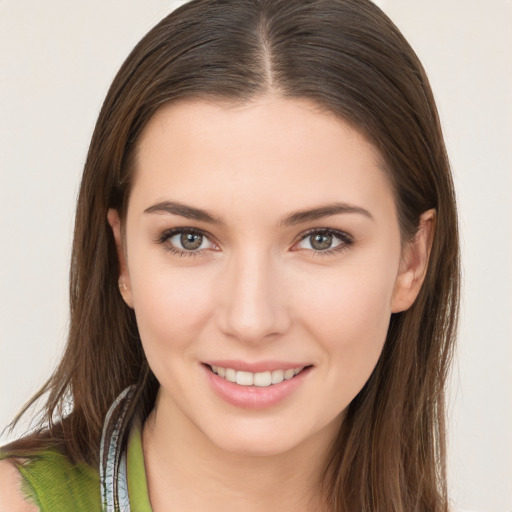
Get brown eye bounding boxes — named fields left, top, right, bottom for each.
left=180, top=232, right=204, bottom=250
left=165, top=230, right=215, bottom=253
left=310, top=233, right=333, bottom=250
left=295, top=229, right=352, bottom=253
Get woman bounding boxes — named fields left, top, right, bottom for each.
left=0, top=0, right=459, bottom=511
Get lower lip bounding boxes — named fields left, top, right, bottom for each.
left=203, top=365, right=312, bottom=409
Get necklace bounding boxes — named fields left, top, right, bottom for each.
left=99, top=386, right=137, bottom=512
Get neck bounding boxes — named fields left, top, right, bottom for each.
left=142, top=394, right=338, bottom=512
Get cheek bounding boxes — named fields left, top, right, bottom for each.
left=129, top=257, right=216, bottom=355
left=300, top=257, right=396, bottom=326
left=296, top=261, right=397, bottom=378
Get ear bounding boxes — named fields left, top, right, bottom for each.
left=391, top=209, right=435, bottom=313
left=107, top=208, right=134, bottom=308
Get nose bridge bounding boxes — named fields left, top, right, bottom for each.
left=218, top=247, right=289, bottom=342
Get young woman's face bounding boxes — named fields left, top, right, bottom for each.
left=110, top=96, right=426, bottom=456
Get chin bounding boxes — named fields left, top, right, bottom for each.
left=200, top=412, right=343, bottom=459
left=209, top=430, right=305, bottom=457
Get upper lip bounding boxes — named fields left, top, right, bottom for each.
left=203, top=360, right=312, bottom=373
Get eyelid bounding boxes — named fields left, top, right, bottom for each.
left=292, top=227, right=354, bottom=254
left=155, top=226, right=354, bottom=257
left=156, top=227, right=219, bottom=256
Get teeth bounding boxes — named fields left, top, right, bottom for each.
left=253, top=371, right=272, bottom=387
left=236, top=371, right=253, bottom=386
left=210, top=365, right=304, bottom=387
left=271, top=369, right=284, bottom=384
left=225, top=368, right=236, bottom=383
left=284, top=369, right=295, bottom=379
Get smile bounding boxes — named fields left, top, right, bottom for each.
left=209, top=365, right=305, bottom=387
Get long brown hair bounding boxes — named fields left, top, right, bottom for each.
left=8, top=1, right=459, bottom=510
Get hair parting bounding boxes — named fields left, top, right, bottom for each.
left=6, top=2, right=459, bottom=510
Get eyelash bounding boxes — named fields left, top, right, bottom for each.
left=155, top=227, right=354, bottom=257
left=156, top=228, right=217, bottom=258
left=295, top=228, right=354, bottom=256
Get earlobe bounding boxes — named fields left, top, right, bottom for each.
left=390, top=209, right=436, bottom=313
left=107, top=208, right=134, bottom=308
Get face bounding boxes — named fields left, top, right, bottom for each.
left=109, top=96, right=430, bottom=457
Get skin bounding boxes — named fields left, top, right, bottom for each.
left=0, top=462, right=37, bottom=512
left=0, top=94, right=434, bottom=512
left=0, top=95, right=435, bottom=512
left=106, top=95, right=434, bottom=511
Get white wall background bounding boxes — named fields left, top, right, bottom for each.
left=1, top=1, right=510, bottom=511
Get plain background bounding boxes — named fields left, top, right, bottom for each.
left=0, top=1, right=510, bottom=510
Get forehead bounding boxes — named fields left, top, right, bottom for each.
left=130, top=95, right=396, bottom=221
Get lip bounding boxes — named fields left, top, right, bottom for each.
left=202, top=362, right=312, bottom=409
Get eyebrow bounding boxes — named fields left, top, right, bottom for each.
left=144, top=200, right=373, bottom=225
left=280, top=203, right=374, bottom=226
left=144, top=201, right=224, bottom=224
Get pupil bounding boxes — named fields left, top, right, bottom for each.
left=181, top=233, right=203, bottom=250
left=311, top=233, right=332, bottom=250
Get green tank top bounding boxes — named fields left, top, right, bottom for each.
left=1, top=411, right=153, bottom=511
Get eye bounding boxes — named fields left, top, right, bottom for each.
left=171, top=231, right=210, bottom=251
left=294, top=229, right=353, bottom=254
left=158, top=228, right=217, bottom=255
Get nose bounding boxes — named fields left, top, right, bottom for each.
left=217, top=250, right=291, bottom=344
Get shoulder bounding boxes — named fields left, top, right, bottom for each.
left=0, top=446, right=101, bottom=512
left=0, top=458, right=38, bottom=512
